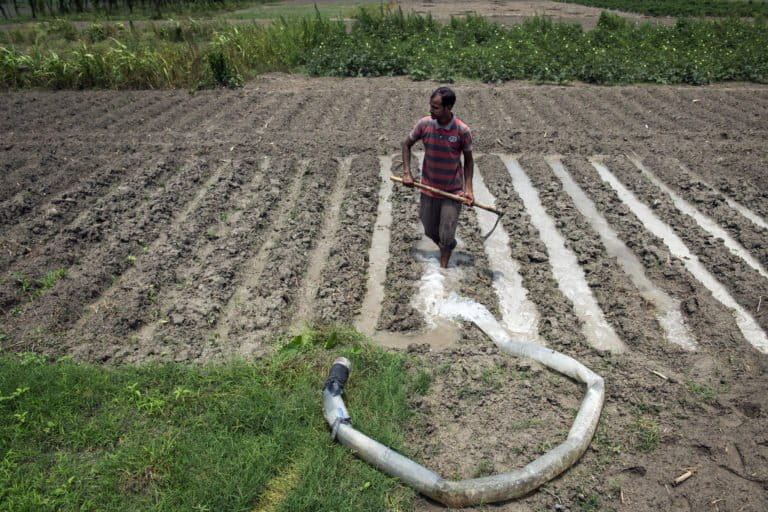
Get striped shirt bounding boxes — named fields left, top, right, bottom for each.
left=409, top=115, right=473, bottom=198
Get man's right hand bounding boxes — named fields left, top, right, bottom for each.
left=402, top=172, right=415, bottom=187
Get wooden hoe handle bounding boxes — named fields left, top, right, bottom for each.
left=390, top=176, right=503, bottom=216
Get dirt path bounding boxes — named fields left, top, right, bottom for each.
left=1, top=76, right=767, bottom=510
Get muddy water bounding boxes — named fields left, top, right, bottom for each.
left=628, top=154, right=768, bottom=280
left=591, top=157, right=768, bottom=353
left=546, top=156, right=695, bottom=350
left=473, top=165, right=542, bottom=344
left=500, top=154, right=625, bottom=353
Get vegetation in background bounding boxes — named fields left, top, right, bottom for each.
left=0, top=329, right=423, bottom=510
left=0, top=0, right=261, bottom=22
left=0, top=7, right=767, bottom=88
left=556, top=0, right=768, bottom=18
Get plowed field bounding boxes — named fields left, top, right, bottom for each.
left=2, top=76, right=767, bottom=511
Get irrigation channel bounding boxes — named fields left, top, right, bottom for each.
left=1, top=77, right=767, bottom=510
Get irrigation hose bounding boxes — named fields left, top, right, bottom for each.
left=322, top=319, right=604, bottom=507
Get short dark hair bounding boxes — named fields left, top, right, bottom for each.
left=431, top=86, right=456, bottom=108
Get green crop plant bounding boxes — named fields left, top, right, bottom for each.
left=1, top=8, right=767, bottom=89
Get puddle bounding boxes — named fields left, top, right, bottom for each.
left=591, top=157, right=768, bottom=353
left=546, top=156, right=695, bottom=350
left=628, top=154, right=768, bottom=280
left=473, top=166, right=542, bottom=344
left=499, top=154, right=625, bottom=353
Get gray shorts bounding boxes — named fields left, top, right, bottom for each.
left=420, top=193, right=461, bottom=251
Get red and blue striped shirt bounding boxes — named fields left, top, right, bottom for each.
left=409, top=115, right=473, bottom=198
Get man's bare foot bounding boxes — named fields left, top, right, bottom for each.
left=440, top=249, right=451, bottom=268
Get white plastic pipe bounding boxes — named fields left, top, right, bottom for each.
left=322, top=320, right=605, bottom=507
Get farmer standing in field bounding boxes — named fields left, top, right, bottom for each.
left=402, top=86, right=474, bottom=268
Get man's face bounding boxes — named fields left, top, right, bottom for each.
left=429, top=95, right=451, bottom=121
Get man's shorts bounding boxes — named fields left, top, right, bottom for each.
left=420, top=193, right=461, bottom=251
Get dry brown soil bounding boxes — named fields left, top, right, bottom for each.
left=1, top=2, right=768, bottom=506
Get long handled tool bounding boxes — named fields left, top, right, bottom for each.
left=390, top=176, right=504, bottom=240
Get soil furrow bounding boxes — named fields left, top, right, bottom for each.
left=0, top=154, right=220, bottom=351
left=669, top=88, right=756, bottom=133
left=377, top=153, right=424, bottom=331
left=603, top=155, right=768, bottom=335
left=87, top=93, right=135, bottom=131
left=93, top=92, right=164, bottom=134
left=457, top=203, right=497, bottom=315
left=74, top=156, right=251, bottom=352
left=139, top=94, right=190, bottom=133
left=666, top=145, right=768, bottom=219
left=564, top=155, right=755, bottom=361
left=289, top=156, right=353, bottom=331
left=173, top=90, right=235, bottom=134
left=616, top=87, right=678, bottom=134
left=209, top=157, right=341, bottom=356
left=313, top=153, right=380, bottom=324
left=475, top=153, right=589, bottom=354
left=223, top=90, right=283, bottom=140
left=214, top=157, right=307, bottom=354
left=0, top=148, right=172, bottom=275
left=521, top=154, right=665, bottom=354
left=0, top=147, right=152, bottom=248
left=640, top=153, right=768, bottom=270
left=508, top=88, right=548, bottom=133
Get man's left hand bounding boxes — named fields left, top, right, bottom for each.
left=460, top=190, right=474, bottom=206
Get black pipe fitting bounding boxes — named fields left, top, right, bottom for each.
left=324, top=357, right=351, bottom=397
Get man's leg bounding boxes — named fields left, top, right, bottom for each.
left=438, top=199, right=460, bottom=268
left=420, top=194, right=441, bottom=247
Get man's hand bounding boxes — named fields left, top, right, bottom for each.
left=402, top=172, right=415, bottom=187
left=460, top=190, right=474, bottom=206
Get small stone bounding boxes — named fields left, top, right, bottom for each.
left=171, top=313, right=184, bottom=325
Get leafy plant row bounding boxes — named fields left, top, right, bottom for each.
left=1, top=8, right=767, bottom=89
left=555, top=0, right=768, bottom=18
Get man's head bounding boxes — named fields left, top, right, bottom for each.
left=430, top=86, right=456, bottom=123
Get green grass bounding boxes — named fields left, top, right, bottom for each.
left=556, top=0, right=768, bottom=18
left=0, top=332, right=425, bottom=511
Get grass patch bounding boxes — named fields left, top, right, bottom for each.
left=0, top=333, right=424, bottom=510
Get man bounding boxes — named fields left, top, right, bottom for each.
left=402, top=86, right=474, bottom=268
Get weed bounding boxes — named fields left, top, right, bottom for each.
left=574, top=489, right=602, bottom=512
left=13, top=268, right=67, bottom=300
left=686, top=381, right=717, bottom=403
left=412, top=369, right=432, bottom=395
left=473, top=459, right=494, bottom=478
left=631, top=416, right=660, bottom=452
left=126, top=254, right=137, bottom=264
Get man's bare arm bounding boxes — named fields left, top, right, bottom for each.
left=463, top=149, right=474, bottom=205
left=401, top=136, right=416, bottom=186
